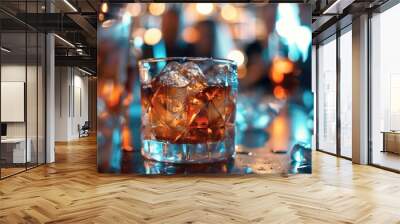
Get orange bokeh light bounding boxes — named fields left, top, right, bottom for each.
left=98, top=13, right=104, bottom=22
left=148, top=3, right=165, bottom=16
left=273, top=85, right=287, bottom=100
left=268, top=114, right=290, bottom=152
left=272, top=72, right=284, bottom=83
left=101, top=82, right=123, bottom=108
left=270, top=57, right=294, bottom=83
left=238, top=65, right=247, bottom=79
left=123, top=93, right=133, bottom=106
left=221, top=4, right=239, bottom=22
left=182, top=27, right=199, bottom=43
left=121, top=126, right=133, bottom=152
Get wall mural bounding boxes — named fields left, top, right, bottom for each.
left=97, top=3, right=313, bottom=175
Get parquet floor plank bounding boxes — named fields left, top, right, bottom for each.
left=0, top=136, right=400, bottom=223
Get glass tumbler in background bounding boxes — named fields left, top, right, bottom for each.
left=138, top=57, right=238, bottom=164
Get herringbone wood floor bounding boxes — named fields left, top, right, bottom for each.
left=1, top=136, right=400, bottom=224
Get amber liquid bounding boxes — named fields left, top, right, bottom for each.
left=141, top=81, right=235, bottom=144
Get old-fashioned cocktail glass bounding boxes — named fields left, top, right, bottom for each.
left=138, top=57, right=237, bottom=163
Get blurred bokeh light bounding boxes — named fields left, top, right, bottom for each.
left=101, top=2, right=108, bottom=13
left=196, top=3, right=214, bottom=15
left=97, top=3, right=312, bottom=97
left=144, top=28, right=162, bottom=46
left=149, top=3, right=166, bottom=16
left=227, top=49, right=246, bottom=66
left=97, top=3, right=313, bottom=174
left=125, top=4, right=141, bottom=17
left=221, top=4, right=239, bottom=22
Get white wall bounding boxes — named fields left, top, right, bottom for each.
left=1, top=65, right=41, bottom=137
left=1, top=65, right=26, bottom=140
left=1, top=65, right=26, bottom=135
left=72, top=73, right=89, bottom=138
left=55, top=66, right=69, bottom=141
left=54, top=67, right=89, bottom=141
left=1, top=64, right=45, bottom=163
